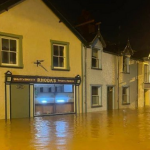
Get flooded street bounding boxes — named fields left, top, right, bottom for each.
left=1, top=108, right=150, bottom=150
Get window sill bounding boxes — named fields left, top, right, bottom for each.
left=91, top=67, right=102, bottom=70
left=122, top=103, right=130, bottom=105
left=0, top=65, right=23, bottom=69
left=91, top=105, right=102, bottom=108
left=52, top=68, right=70, bottom=71
left=122, top=72, right=130, bottom=74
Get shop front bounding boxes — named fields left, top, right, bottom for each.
left=5, top=71, right=81, bottom=119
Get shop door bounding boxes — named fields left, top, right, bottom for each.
left=107, top=86, right=114, bottom=110
left=11, top=84, right=29, bottom=119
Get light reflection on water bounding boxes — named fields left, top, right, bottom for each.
left=1, top=108, right=150, bottom=149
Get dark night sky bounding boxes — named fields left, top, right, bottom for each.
left=1, top=0, right=150, bottom=58
left=50, top=0, right=150, bottom=58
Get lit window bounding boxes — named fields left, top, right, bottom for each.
left=123, top=56, right=130, bottom=73
left=91, top=86, right=102, bottom=107
left=0, top=32, right=23, bottom=68
left=51, top=40, right=69, bottom=70
left=144, top=64, right=149, bottom=83
left=92, top=48, right=102, bottom=69
left=122, top=86, right=130, bottom=104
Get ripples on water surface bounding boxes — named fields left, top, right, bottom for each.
left=1, top=107, right=150, bottom=150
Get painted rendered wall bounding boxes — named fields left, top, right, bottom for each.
left=84, top=41, right=145, bottom=112
left=119, top=57, right=145, bottom=109
left=0, top=0, right=82, bottom=119
left=85, top=39, right=118, bottom=112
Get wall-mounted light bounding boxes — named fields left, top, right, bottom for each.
left=5, top=70, right=12, bottom=82
left=75, top=75, right=81, bottom=86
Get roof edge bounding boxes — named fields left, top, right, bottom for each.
left=0, top=0, right=24, bottom=13
left=42, top=0, right=88, bottom=46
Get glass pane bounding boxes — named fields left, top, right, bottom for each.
left=2, top=51, right=9, bottom=63
left=59, top=57, right=64, bottom=67
left=92, top=87, right=98, bottom=95
left=64, top=84, right=72, bottom=92
left=92, top=58, right=98, bottom=68
left=10, top=52, right=16, bottom=64
left=92, top=49, right=98, bottom=58
left=123, top=95, right=127, bottom=103
left=53, top=45, right=58, bottom=55
left=123, top=87, right=127, bottom=94
left=10, top=40, right=16, bottom=51
left=2, top=39, right=9, bottom=50
left=53, top=57, right=58, bottom=67
left=59, top=46, right=64, bottom=56
left=92, top=96, right=99, bottom=105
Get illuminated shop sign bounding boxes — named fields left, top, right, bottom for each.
left=10, top=76, right=76, bottom=84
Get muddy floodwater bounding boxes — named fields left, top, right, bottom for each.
left=1, top=107, right=150, bottom=150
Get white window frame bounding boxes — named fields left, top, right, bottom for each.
left=144, top=64, right=149, bottom=83
left=91, top=47, right=102, bottom=69
left=123, top=56, right=130, bottom=73
left=122, top=86, right=130, bottom=105
left=91, top=85, right=102, bottom=107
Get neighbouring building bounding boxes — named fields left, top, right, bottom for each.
left=82, top=33, right=147, bottom=112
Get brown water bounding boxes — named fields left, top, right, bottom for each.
left=1, top=108, right=150, bottom=150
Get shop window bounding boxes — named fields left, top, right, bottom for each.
left=91, top=86, right=102, bottom=107
left=144, top=64, right=149, bottom=83
left=51, top=40, right=70, bottom=70
left=34, top=84, right=74, bottom=116
left=123, top=56, right=130, bottom=73
left=122, top=86, right=130, bottom=104
left=0, top=32, right=23, bottom=68
left=91, top=48, right=102, bottom=69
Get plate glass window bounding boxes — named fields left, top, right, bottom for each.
left=34, top=84, right=75, bottom=115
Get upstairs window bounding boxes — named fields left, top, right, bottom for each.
left=51, top=40, right=69, bottom=70
left=144, top=64, right=149, bottom=83
left=123, top=56, right=130, bottom=73
left=91, top=48, right=102, bottom=69
left=0, top=32, right=23, bottom=68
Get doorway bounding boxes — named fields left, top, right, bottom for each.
left=107, top=86, right=114, bottom=110
left=11, top=84, right=29, bottom=119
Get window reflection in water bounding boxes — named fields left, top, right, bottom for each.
left=55, top=121, right=68, bottom=145
left=34, top=117, right=51, bottom=147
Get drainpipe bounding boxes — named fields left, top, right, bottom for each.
left=84, top=45, right=87, bottom=113
left=136, top=61, right=139, bottom=108
left=118, top=55, right=120, bottom=110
